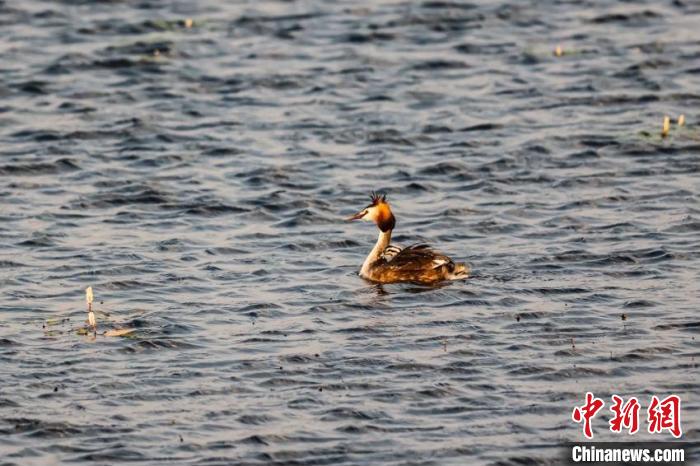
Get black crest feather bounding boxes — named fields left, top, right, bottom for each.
left=370, top=191, right=387, bottom=205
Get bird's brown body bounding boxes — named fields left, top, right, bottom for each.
left=348, top=193, right=469, bottom=284
left=364, top=243, right=468, bottom=283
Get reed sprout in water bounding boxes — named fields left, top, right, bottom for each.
left=661, top=116, right=670, bottom=138
left=639, top=114, right=691, bottom=141
left=86, top=286, right=96, bottom=332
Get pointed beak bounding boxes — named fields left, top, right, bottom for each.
left=346, top=211, right=366, bottom=221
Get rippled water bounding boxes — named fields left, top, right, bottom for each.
left=1, top=0, right=699, bottom=464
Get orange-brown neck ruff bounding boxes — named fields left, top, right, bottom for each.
left=375, top=202, right=395, bottom=232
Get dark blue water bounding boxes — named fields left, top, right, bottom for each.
left=1, top=1, right=699, bottom=464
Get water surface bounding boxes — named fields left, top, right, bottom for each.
left=1, top=0, right=699, bottom=464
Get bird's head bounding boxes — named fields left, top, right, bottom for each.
left=347, top=192, right=396, bottom=232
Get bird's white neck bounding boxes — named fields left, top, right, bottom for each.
left=360, top=229, right=392, bottom=278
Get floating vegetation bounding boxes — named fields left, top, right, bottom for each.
left=142, top=18, right=198, bottom=32
left=43, top=317, right=69, bottom=328
left=104, top=328, right=136, bottom=337
left=638, top=114, right=695, bottom=142
left=510, top=44, right=589, bottom=63
left=43, top=286, right=136, bottom=339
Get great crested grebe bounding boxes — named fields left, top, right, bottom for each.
left=347, top=192, right=469, bottom=284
